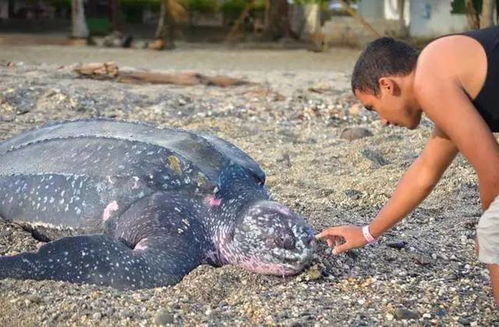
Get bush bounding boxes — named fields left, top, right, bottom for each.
left=187, top=0, right=219, bottom=13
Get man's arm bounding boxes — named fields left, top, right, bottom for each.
left=368, top=127, right=458, bottom=237
left=317, top=127, right=458, bottom=253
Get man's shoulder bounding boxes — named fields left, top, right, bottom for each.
left=418, top=35, right=483, bottom=70
left=414, top=39, right=457, bottom=89
left=416, top=34, right=486, bottom=98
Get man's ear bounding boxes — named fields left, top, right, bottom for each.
left=378, top=77, right=397, bottom=95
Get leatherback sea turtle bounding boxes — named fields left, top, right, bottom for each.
left=0, top=119, right=315, bottom=290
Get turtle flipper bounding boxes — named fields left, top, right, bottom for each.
left=0, top=233, right=202, bottom=289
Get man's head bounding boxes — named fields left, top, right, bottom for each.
left=352, top=37, right=422, bottom=129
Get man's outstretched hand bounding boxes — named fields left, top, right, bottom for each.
left=315, top=225, right=368, bottom=255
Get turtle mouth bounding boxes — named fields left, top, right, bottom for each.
left=233, top=237, right=316, bottom=276
left=237, top=254, right=313, bottom=276
left=272, top=240, right=316, bottom=266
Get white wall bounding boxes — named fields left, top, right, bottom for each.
left=358, top=0, right=385, bottom=19
left=384, top=0, right=410, bottom=26
left=409, top=0, right=467, bottom=37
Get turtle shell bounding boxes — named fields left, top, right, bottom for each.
left=0, top=119, right=266, bottom=228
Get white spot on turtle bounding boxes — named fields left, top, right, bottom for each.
left=131, top=176, right=140, bottom=189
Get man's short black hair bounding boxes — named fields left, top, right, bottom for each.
left=351, top=37, right=418, bottom=95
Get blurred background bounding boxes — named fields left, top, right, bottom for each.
left=0, top=0, right=496, bottom=50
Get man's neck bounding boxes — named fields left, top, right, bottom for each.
left=396, top=70, right=420, bottom=110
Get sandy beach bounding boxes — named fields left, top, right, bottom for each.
left=0, top=42, right=496, bottom=326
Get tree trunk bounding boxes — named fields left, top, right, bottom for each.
left=155, top=0, right=182, bottom=49
left=481, top=0, right=495, bottom=28
left=225, top=0, right=255, bottom=42
left=397, top=0, right=408, bottom=37
left=262, top=0, right=291, bottom=40
left=155, top=0, right=169, bottom=38
left=109, top=0, right=120, bottom=32
left=71, top=0, right=89, bottom=38
left=302, top=4, right=321, bottom=37
left=264, top=0, right=271, bottom=31
left=465, top=0, right=480, bottom=30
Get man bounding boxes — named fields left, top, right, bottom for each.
left=316, top=27, right=499, bottom=306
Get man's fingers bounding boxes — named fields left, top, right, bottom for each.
left=332, top=243, right=350, bottom=255
left=326, top=239, right=334, bottom=248
left=315, top=227, right=343, bottom=240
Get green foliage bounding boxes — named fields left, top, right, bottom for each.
left=451, top=0, right=483, bottom=14
left=45, top=0, right=71, bottom=11
left=186, top=0, right=220, bottom=13
left=119, top=0, right=160, bottom=5
left=220, top=0, right=246, bottom=16
left=87, top=18, right=111, bottom=35
left=220, top=0, right=266, bottom=18
left=253, top=0, right=266, bottom=12
left=293, top=0, right=329, bottom=4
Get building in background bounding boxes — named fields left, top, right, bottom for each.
left=323, top=0, right=474, bottom=46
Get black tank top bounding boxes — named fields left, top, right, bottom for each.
left=462, top=26, right=499, bottom=132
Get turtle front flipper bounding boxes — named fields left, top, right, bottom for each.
left=0, top=232, right=203, bottom=290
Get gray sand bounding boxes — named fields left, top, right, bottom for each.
left=0, top=44, right=497, bottom=326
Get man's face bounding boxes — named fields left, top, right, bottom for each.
left=354, top=80, right=422, bottom=129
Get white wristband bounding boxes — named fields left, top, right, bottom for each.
left=362, top=225, right=377, bottom=244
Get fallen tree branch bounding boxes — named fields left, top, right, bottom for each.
left=338, top=0, right=380, bottom=38
left=74, top=62, right=253, bottom=87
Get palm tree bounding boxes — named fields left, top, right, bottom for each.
left=155, top=0, right=187, bottom=49
left=481, top=0, right=495, bottom=28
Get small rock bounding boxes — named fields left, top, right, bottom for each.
left=348, top=103, right=363, bottom=116
left=340, top=127, right=373, bottom=141
left=276, top=153, right=292, bottom=168
left=298, top=264, right=323, bottom=281
left=154, top=309, right=175, bottom=326
left=414, top=254, right=432, bottom=266
left=435, top=308, right=447, bottom=317
left=393, top=308, right=420, bottom=320
left=344, top=189, right=362, bottom=200
left=361, top=148, right=390, bottom=167
left=92, top=312, right=102, bottom=320
left=386, top=241, right=407, bottom=249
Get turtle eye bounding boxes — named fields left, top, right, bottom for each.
left=275, top=235, right=295, bottom=250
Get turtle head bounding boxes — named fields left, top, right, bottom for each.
left=222, top=200, right=316, bottom=276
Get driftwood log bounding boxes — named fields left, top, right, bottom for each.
left=74, top=62, right=252, bottom=87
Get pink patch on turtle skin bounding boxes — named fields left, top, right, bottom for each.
left=277, top=207, right=291, bottom=216
left=134, top=238, right=148, bottom=251
left=102, top=201, right=119, bottom=221
left=206, top=195, right=222, bottom=207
